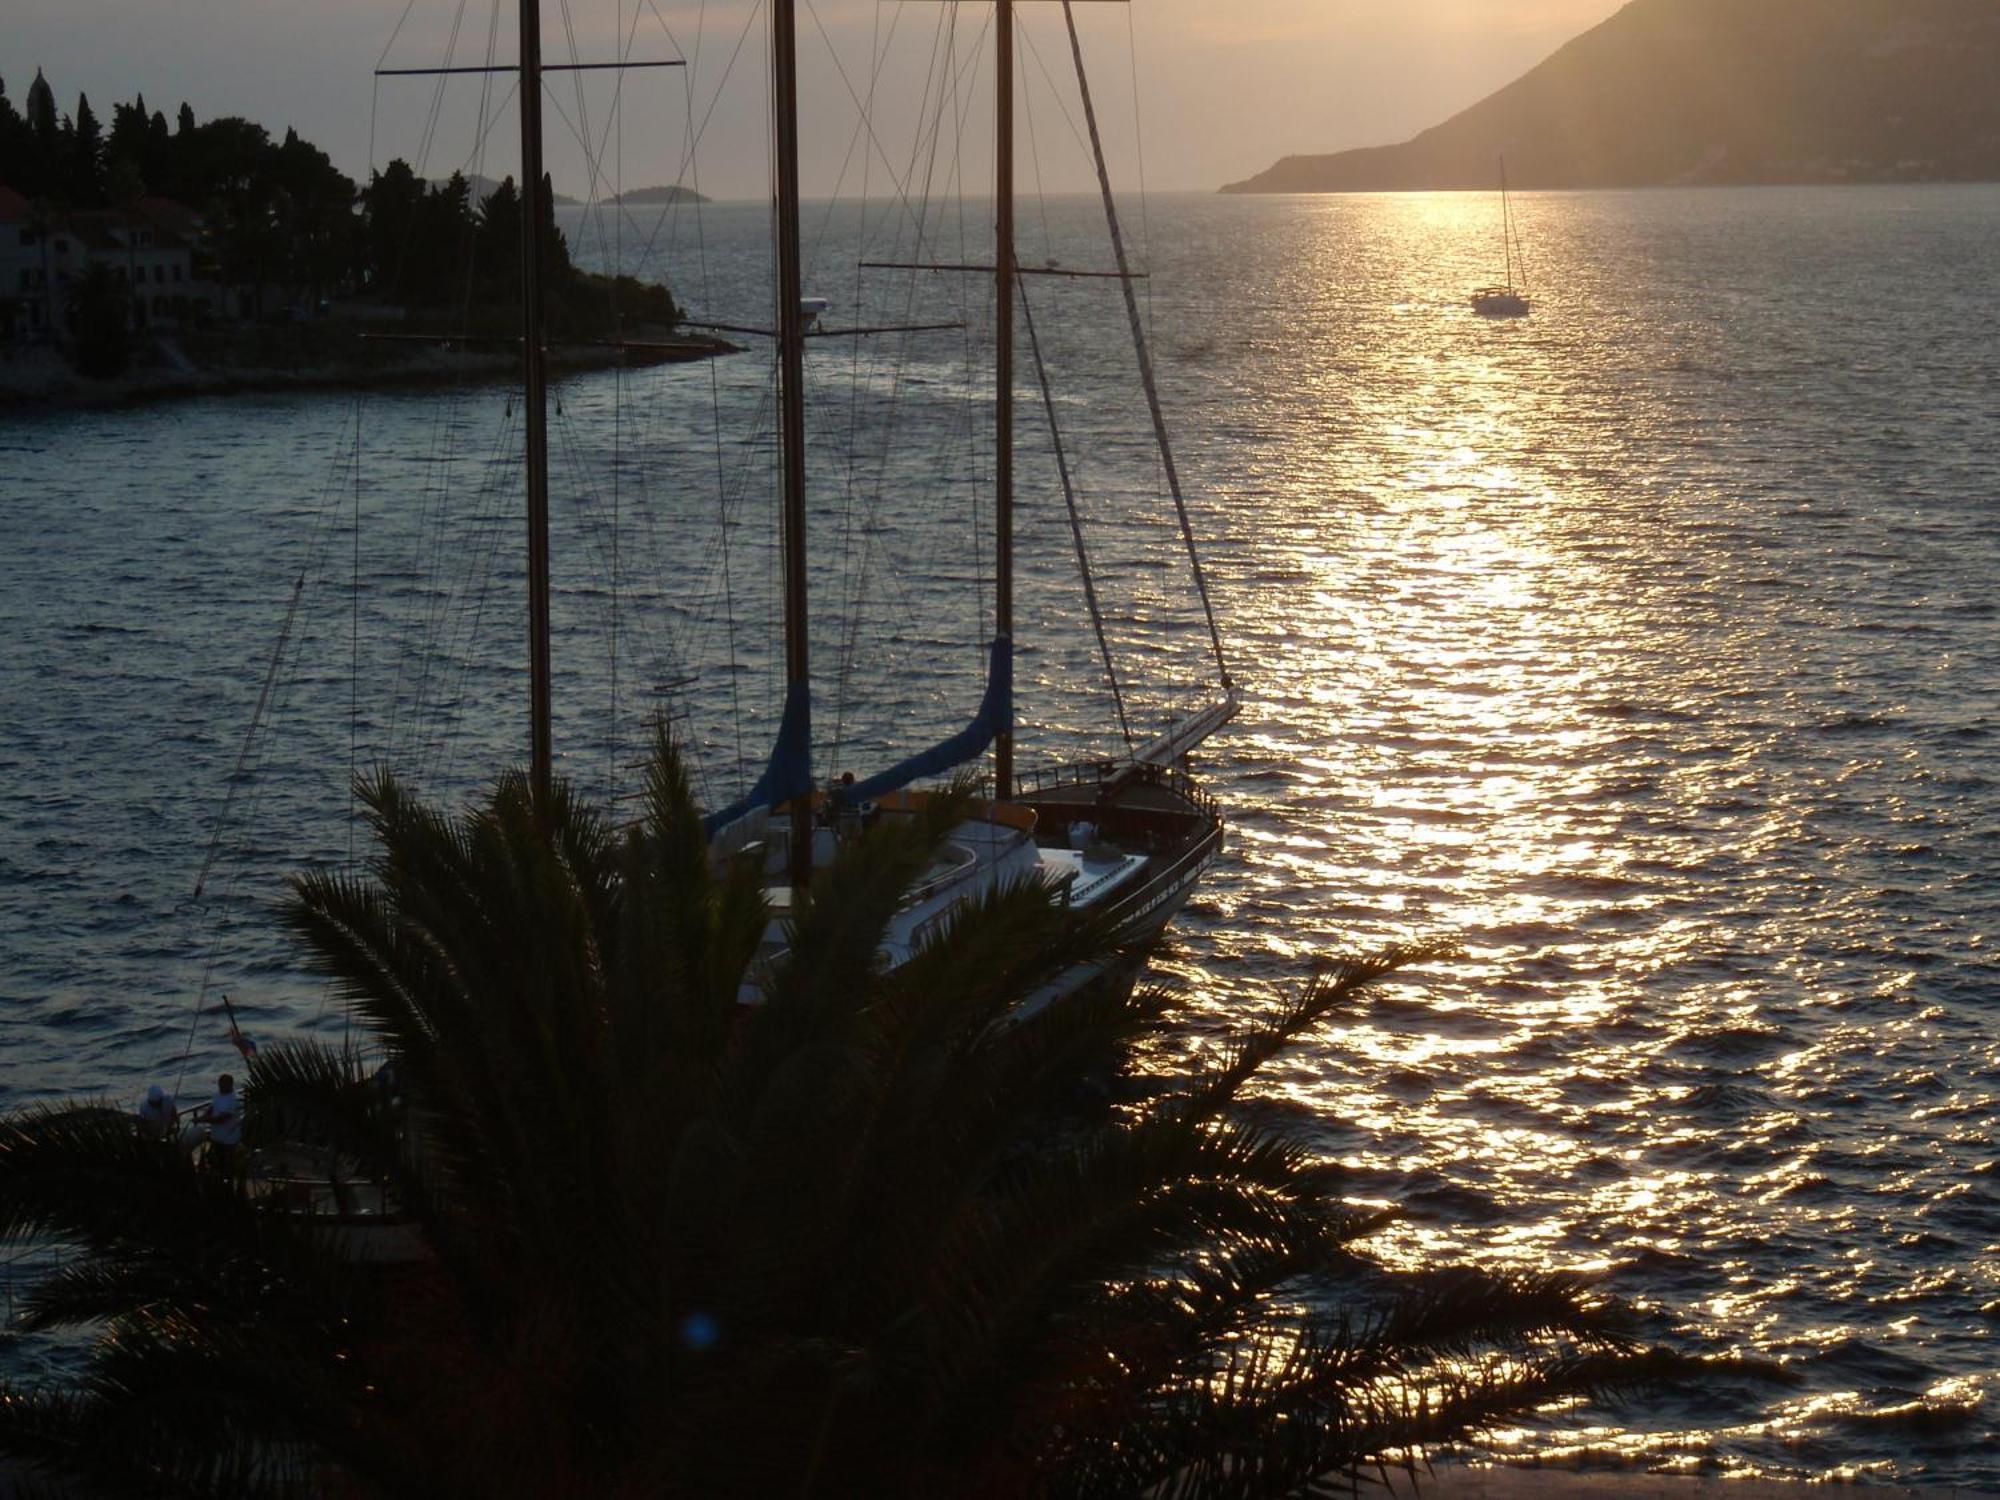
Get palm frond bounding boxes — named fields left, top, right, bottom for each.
left=1182, top=941, right=1461, bottom=1121
left=7, top=731, right=1698, bottom=1499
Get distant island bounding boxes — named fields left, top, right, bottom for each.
left=0, top=72, right=720, bottom=403
left=1222, top=0, right=2000, bottom=193
left=608, top=184, right=709, bottom=206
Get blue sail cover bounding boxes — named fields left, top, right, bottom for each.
left=701, top=680, right=814, bottom=837
left=834, top=636, right=1012, bottom=806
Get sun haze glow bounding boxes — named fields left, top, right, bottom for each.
left=5, top=0, right=1628, bottom=198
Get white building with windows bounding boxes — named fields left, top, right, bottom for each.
left=0, top=184, right=56, bottom=339
left=0, top=186, right=212, bottom=341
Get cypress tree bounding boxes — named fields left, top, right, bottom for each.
left=72, top=92, right=105, bottom=202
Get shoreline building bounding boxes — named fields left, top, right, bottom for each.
left=0, top=186, right=215, bottom=342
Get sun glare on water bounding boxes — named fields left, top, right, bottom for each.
left=1119, top=184, right=2000, bottom=1479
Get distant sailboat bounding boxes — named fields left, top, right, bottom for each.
left=1470, top=157, right=1531, bottom=319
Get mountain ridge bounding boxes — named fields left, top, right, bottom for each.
left=1222, top=0, right=2000, bottom=193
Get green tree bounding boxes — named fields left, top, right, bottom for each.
left=106, top=154, right=145, bottom=206
left=534, top=169, right=572, bottom=281
left=0, top=737, right=1696, bottom=1496
left=474, top=174, right=522, bottom=289
left=0, top=78, right=42, bottom=195
left=65, top=262, right=130, bottom=377
left=270, top=127, right=357, bottom=305
left=70, top=91, right=105, bottom=204
left=106, top=93, right=147, bottom=172
left=0, top=1101, right=397, bottom=1491
left=360, top=167, right=479, bottom=309
left=357, top=156, right=422, bottom=296
left=182, top=116, right=283, bottom=316
left=105, top=93, right=172, bottom=198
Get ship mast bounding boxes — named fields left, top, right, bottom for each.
left=774, top=0, right=814, bottom=885
left=993, top=0, right=1016, bottom=800
left=519, top=0, right=554, bottom=815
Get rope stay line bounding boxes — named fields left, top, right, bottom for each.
left=191, top=570, right=309, bottom=905
left=1059, top=0, right=1229, bottom=692
left=827, top=0, right=916, bottom=771
left=408, top=391, right=525, bottom=794
left=178, top=0, right=735, bottom=1087
left=1019, top=276, right=1132, bottom=750
left=534, top=0, right=753, bottom=813
left=177, top=395, right=379, bottom=1095
left=823, top=2, right=987, bottom=780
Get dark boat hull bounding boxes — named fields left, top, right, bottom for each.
left=1015, top=759, right=1225, bottom=945
left=1471, top=287, right=1530, bottom=318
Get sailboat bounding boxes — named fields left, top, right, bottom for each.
left=695, top=0, right=1239, bottom=987
left=333, top=0, right=1234, bottom=1000
left=144, top=0, right=1229, bottom=1246
left=1470, top=156, right=1531, bottom=318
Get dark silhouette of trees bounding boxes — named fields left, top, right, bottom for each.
left=270, top=128, right=357, bottom=307
left=191, top=116, right=288, bottom=317
left=0, top=80, right=121, bottom=204
left=355, top=161, right=672, bottom=335
left=358, top=165, right=480, bottom=307
left=1, top=76, right=680, bottom=335
left=1, top=77, right=361, bottom=311
left=474, top=172, right=523, bottom=281
left=69, top=92, right=105, bottom=201
left=0, top=735, right=1698, bottom=1497
left=65, top=262, right=131, bottom=377
left=356, top=155, right=422, bottom=296
left=359, top=163, right=588, bottom=318
left=0, top=71, right=71, bottom=200
left=0, top=79, right=33, bottom=191
left=106, top=93, right=175, bottom=201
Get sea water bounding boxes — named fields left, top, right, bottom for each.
left=2, top=186, right=1997, bottom=1484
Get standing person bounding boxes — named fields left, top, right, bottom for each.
left=195, top=1073, right=244, bottom=1181
left=136, top=1083, right=177, bottom=1140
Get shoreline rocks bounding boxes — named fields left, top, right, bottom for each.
left=0, top=322, right=734, bottom=411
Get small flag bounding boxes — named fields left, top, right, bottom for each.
left=221, top=995, right=258, bottom=1062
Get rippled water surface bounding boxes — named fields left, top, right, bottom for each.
left=4, top=187, right=1998, bottom=1485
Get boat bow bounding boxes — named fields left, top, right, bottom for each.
left=1135, top=688, right=1242, bottom=767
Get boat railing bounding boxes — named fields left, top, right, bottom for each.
left=896, top=838, right=982, bottom=911
left=1013, top=758, right=1222, bottom=823
left=246, top=1157, right=404, bottom=1222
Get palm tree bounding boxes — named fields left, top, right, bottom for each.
left=1, top=732, right=1695, bottom=1497
left=0, top=1099, right=407, bottom=1492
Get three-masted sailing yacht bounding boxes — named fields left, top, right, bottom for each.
left=699, top=0, right=1239, bottom=985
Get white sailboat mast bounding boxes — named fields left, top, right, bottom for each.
left=519, top=0, right=553, bottom=815
left=774, top=0, right=814, bottom=886
left=993, top=0, right=1016, bottom=800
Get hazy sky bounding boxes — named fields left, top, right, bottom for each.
left=7, top=1, right=1627, bottom=199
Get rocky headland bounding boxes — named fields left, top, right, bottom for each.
left=1223, top=0, right=2000, bottom=193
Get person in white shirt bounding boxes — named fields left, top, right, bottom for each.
left=195, top=1073, right=244, bottom=1180
left=136, top=1083, right=178, bottom=1140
